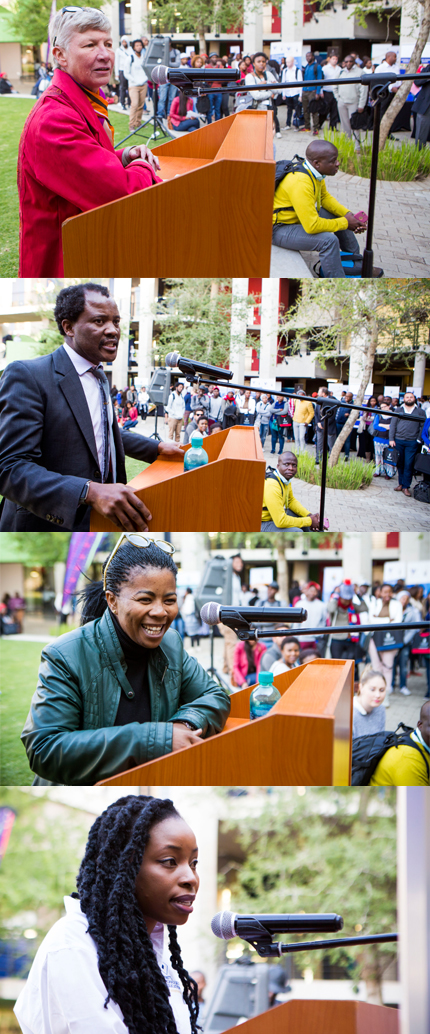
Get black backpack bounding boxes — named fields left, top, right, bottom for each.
left=274, top=156, right=315, bottom=222
left=413, top=481, right=430, bottom=503
left=351, top=722, right=430, bottom=785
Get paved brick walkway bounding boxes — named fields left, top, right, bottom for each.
left=274, top=122, right=430, bottom=277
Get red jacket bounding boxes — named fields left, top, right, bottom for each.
left=18, top=69, right=162, bottom=275
left=233, top=641, right=267, bottom=687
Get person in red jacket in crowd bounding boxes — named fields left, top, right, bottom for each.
left=233, top=639, right=267, bottom=688
left=18, top=6, right=162, bottom=276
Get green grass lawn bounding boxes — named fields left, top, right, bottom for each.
left=125, top=455, right=149, bottom=480
left=0, top=640, right=44, bottom=785
left=0, top=98, right=169, bottom=277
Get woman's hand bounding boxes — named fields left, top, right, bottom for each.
left=123, top=145, right=161, bottom=173
left=172, top=724, right=203, bottom=751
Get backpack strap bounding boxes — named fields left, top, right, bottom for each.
left=274, top=163, right=316, bottom=223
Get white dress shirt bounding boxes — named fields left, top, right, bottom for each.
left=63, top=343, right=114, bottom=478
left=14, top=896, right=192, bottom=1034
left=375, top=60, right=399, bottom=92
left=281, top=64, right=303, bottom=98
left=322, top=63, right=341, bottom=91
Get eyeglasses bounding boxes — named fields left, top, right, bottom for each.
left=103, top=533, right=176, bottom=591
left=52, top=7, right=82, bottom=46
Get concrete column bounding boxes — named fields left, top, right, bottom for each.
left=399, top=0, right=421, bottom=51
left=399, top=532, right=430, bottom=563
left=412, top=352, right=426, bottom=397
left=259, top=279, right=279, bottom=385
left=130, top=0, right=146, bottom=37
left=136, top=277, right=157, bottom=387
left=341, top=532, right=372, bottom=585
left=230, top=279, right=249, bottom=383
left=110, top=278, right=131, bottom=388
left=280, top=0, right=303, bottom=44
left=397, top=787, right=430, bottom=1034
left=243, top=0, right=263, bottom=56
left=171, top=533, right=209, bottom=577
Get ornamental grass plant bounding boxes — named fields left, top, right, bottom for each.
left=323, top=127, right=430, bottom=181
left=296, top=450, right=375, bottom=489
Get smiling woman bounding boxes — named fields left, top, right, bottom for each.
left=20, top=536, right=230, bottom=785
left=17, top=6, right=162, bottom=276
left=14, top=795, right=200, bottom=1034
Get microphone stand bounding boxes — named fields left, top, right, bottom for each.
left=248, top=931, right=397, bottom=958
left=207, top=624, right=231, bottom=694
left=116, top=75, right=175, bottom=148
left=189, top=375, right=423, bottom=531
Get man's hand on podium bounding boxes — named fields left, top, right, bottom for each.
left=157, top=441, right=184, bottom=459
left=172, top=723, right=204, bottom=752
left=86, top=482, right=152, bottom=531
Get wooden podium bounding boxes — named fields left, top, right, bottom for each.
left=90, top=424, right=265, bottom=532
left=96, top=658, right=354, bottom=786
left=221, top=999, right=398, bottom=1034
left=61, top=110, right=275, bottom=276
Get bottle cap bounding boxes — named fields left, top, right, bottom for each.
left=258, top=672, right=274, bottom=685
left=190, top=433, right=203, bottom=447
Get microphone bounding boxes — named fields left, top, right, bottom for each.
left=165, top=352, right=233, bottom=381
left=211, top=911, right=344, bottom=941
left=200, top=602, right=308, bottom=629
left=151, top=65, right=240, bottom=89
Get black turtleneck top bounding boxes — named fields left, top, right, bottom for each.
left=111, top=612, right=151, bottom=726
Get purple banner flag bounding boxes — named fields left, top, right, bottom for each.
left=0, top=808, right=16, bottom=864
left=62, top=533, right=106, bottom=608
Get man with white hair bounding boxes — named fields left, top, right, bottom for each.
left=281, top=57, right=302, bottom=130
left=18, top=6, right=161, bottom=276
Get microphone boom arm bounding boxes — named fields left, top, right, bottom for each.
left=253, top=932, right=398, bottom=958
left=235, top=620, right=428, bottom=642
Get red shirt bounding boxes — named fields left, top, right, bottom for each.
left=18, top=69, right=162, bottom=275
left=169, top=96, right=195, bottom=127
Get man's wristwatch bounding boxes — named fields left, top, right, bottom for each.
left=79, top=481, right=91, bottom=505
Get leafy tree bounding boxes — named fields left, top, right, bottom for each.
left=155, top=279, right=256, bottom=369
left=0, top=789, right=90, bottom=957
left=11, top=0, right=104, bottom=48
left=151, top=0, right=245, bottom=53
left=280, top=279, right=430, bottom=467
left=221, top=787, right=397, bottom=1003
left=0, top=533, right=72, bottom=566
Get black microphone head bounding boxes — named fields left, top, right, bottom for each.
left=211, top=911, right=236, bottom=940
left=200, top=602, right=220, bottom=626
left=151, top=64, right=168, bottom=86
left=165, top=351, right=180, bottom=368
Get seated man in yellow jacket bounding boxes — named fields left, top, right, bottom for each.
left=261, top=452, right=322, bottom=531
left=272, top=140, right=367, bottom=278
left=370, top=701, right=430, bottom=786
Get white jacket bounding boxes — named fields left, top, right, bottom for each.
left=368, top=597, right=403, bottom=624
left=14, top=896, right=192, bottom=1034
left=281, top=65, right=302, bottom=98
left=115, top=43, right=131, bottom=77
left=124, top=51, right=148, bottom=87
left=167, top=391, right=186, bottom=419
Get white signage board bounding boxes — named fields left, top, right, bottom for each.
left=383, top=561, right=406, bottom=584
left=384, top=386, right=400, bottom=398
left=271, top=40, right=302, bottom=68
left=322, top=567, right=344, bottom=603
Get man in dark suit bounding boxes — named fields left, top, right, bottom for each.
left=0, top=282, right=182, bottom=531
left=413, top=65, right=430, bottom=150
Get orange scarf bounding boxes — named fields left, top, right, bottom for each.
left=80, top=84, right=115, bottom=144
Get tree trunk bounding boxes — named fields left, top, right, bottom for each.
left=275, top=537, right=289, bottom=601
left=198, top=26, right=206, bottom=54
left=379, top=0, right=430, bottom=150
left=328, top=296, right=378, bottom=468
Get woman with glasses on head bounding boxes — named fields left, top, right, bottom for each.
left=18, top=6, right=162, bottom=276
left=14, top=795, right=200, bottom=1034
left=21, top=536, right=230, bottom=785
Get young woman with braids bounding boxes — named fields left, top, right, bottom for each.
left=14, top=795, right=200, bottom=1034
left=21, top=536, right=230, bottom=785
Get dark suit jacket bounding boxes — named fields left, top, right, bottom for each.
left=0, top=346, right=159, bottom=531
left=412, top=66, right=430, bottom=115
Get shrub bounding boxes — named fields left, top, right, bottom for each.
left=295, top=450, right=375, bottom=489
left=323, top=128, right=430, bottom=181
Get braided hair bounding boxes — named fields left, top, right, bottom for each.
left=76, top=795, right=199, bottom=1034
left=80, top=540, right=178, bottom=624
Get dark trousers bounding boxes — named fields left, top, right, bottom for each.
left=302, top=90, right=319, bottom=131
left=271, top=98, right=280, bottom=133
left=285, top=95, right=301, bottom=126
left=395, top=438, right=418, bottom=488
left=118, top=70, right=129, bottom=108
left=335, top=421, right=352, bottom=458
left=322, top=90, right=339, bottom=128
left=270, top=428, right=284, bottom=453
left=330, top=639, right=362, bottom=661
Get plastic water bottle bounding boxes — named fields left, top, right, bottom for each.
left=184, top=433, right=209, bottom=471
left=249, top=671, right=281, bottom=720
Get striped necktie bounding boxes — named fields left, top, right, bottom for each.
left=90, top=365, right=111, bottom=483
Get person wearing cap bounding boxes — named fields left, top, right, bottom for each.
left=114, top=34, right=131, bottom=110
left=327, top=580, right=369, bottom=661
left=219, top=392, right=239, bottom=430
left=18, top=7, right=161, bottom=276
left=261, top=453, right=325, bottom=531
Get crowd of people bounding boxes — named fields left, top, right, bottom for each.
left=116, top=379, right=430, bottom=527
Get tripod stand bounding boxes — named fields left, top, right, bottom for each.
left=207, top=626, right=231, bottom=694
left=115, top=81, right=175, bottom=149
left=148, top=404, right=163, bottom=442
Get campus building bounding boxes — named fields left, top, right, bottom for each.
left=2, top=277, right=430, bottom=397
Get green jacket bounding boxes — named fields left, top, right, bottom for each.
left=22, top=609, right=230, bottom=786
